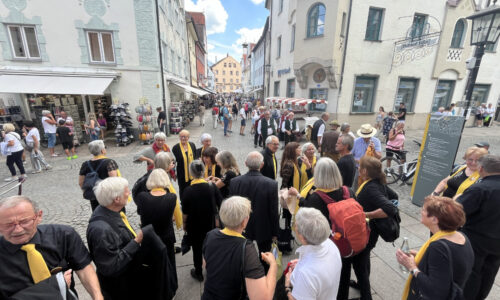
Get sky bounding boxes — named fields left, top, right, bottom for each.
left=185, top=0, right=269, bottom=65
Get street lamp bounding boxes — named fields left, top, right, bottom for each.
left=462, top=5, right=500, bottom=117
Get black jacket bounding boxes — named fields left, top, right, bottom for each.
left=260, top=147, right=277, bottom=180
left=229, top=170, right=279, bottom=242
left=356, top=179, right=398, bottom=250
left=172, top=142, right=198, bottom=184
left=311, top=119, right=325, bottom=147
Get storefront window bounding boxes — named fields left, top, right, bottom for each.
left=309, top=88, right=327, bottom=111
left=274, top=81, right=280, bottom=97
left=432, top=80, right=455, bottom=112
left=394, top=78, right=418, bottom=112
left=286, top=79, right=295, bottom=97
left=472, top=84, right=490, bottom=105
left=352, top=76, right=377, bottom=113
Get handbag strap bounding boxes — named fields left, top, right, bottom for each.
left=239, top=240, right=248, bottom=300
left=438, top=240, right=461, bottom=298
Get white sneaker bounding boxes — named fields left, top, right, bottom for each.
left=4, top=176, right=17, bottom=182
left=32, top=170, right=42, bottom=174
left=20, top=174, right=28, bottom=179
left=387, top=173, right=392, bottom=177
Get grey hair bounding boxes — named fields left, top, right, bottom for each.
left=340, top=123, right=350, bottom=133
left=478, top=154, right=500, bottom=174
left=189, top=160, right=205, bottom=179
left=200, top=133, right=212, bottom=143
left=321, top=112, right=330, bottom=119
left=88, top=140, right=105, bottom=156
left=295, top=207, right=331, bottom=245
left=219, top=196, right=252, bottom=230
left=95, top=177, right=129, bottom=207
left=301, top=142, right=317, bottom=155
left=41, top=110, right=51, bottom=116
left=245, top=151, right=264, bottom=171
left=154, top=132, right=167, bottom=141
left=154, top=152, right=173, bottom=171
left=0, top=196, right=39, bottom=213
left=146, top=168, right=171, bottom=190
left=314, top=158, right=343, bottom=190
left=265, top=135, right=278, bottom=145
left=339, top=135, right=354, bottom=151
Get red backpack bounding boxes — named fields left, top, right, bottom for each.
left=316, top=186, right=370, bottom=257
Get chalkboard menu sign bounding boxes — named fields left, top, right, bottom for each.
left=411, top=114, right=465, bottom=206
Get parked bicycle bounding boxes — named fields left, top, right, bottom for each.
left=381, top=140, right=421, bottom=185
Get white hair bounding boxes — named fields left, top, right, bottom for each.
left=154, top=132, right=167, bottom=141
left=95, top=177, right=129, bottom=207
left=41, top=110, right=51, bottom=116
left=154, top=152, right=173, bottom=171
left=219, top=196, right=251, bottom=229
left=314, top=158, right=343, bottom=190
left=301, top=142, right=317, bottom=155
left=200, top=133, right=212, bottom=143
left=0, top=196, right=39, bottom=213
left=295, top=207, right=331, bottom=245
left=88, top=140, right=105, bottom=156
left=146, top=168, right=171, bottom=190
left=265, top=135, right=278, bottom=145
left=245, top=151, right=263, bottom=171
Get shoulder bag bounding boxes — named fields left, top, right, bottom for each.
left=439, top=240, right=465, bottom=300
left=371, top=186, right=401, bottom=243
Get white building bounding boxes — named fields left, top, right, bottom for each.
left=251, top=19, right=267, bottom=101
left=0, top=0, right=204, bottom=133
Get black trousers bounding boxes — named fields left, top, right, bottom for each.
left=178, top=179, right=191, bottom=200
left=337, top=247, right=372, bottom=300
left=6, top=150, right=25, bottom=176
left=284, top=133, right=295, bottom=146
left=257, top=240, right=272, bottom=274
left=254, top=132, right=262, bottom=147
left=463, top=232, right=500, bottom=300
left=282, top=208, right=292, bottom=229
left=191, top=233, right=207, bottom=275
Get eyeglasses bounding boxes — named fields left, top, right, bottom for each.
left=180, top=136, right=189, bottom=139
left=0, top=215, right=37, bottom=231
left=271, top=143, right=280, bottom=146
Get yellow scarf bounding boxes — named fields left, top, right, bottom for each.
left=300, top=156, right=316, bottom=188
left=191, top=178, right=208, bottom=185
left=94, top=155, right=129, bottom=202
left=272, top=153, right=277, bottom=179
left=316, top=188, right=334, bottom=193
left=356, top=179, right=371, bottom=197
left=180, top=143, right=194, bottom=182
left=120, top=212, right=137, bottom=237
left=204, top=164, right=216, bottom=178
left=293, top=164, right=301, bottom=191
left=221, top=227, right=244, bottom=238
left=151, top=188, right=165, bottom=193
left=300, top=178, right=315, bottom=199
left=447, top=165, right=480, bottom=196
left=167, top=184, right=183, bottom=230
left=201, top=146, right=206, bottom=156
left=402, top=231, right=456, bottom=300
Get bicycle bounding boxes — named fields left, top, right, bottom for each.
left=381, top=140, right=421, bottom=185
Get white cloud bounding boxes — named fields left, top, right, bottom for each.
left=250, top=0, right=265, bottom=4
left=207, top=52, right=228, bottom=65
left=207, top=43, right=215, bottom=50
left=185, top=0, right=228, bottom=35
left=229, top=27, right=263, bottom=59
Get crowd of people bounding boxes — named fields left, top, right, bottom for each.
left=0, top=98, right=499, bottom=300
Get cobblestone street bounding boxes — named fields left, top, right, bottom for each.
left=2, top=113, right=499, bottom=299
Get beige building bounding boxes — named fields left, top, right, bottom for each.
left=212, top=55, right=242, bottom=93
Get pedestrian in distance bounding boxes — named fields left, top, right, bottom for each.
left=84, top=113, right=101, bottom=142
left=385, top=121, right=406, bottom=170
left=41, top=110, right=58, bottom=157
left=382, top=112, right=397, bottom=143
left=310, top=112, right=330, bottom=150
left=260, top=135, right=279, bottom=181
left=156, top=107, right=167, bottom=133
left=2, top=123, right=27, bottom=182
left=222, top=103, right=231, bottom=136
left=56, top=119, right=78, bottom=160
left=375, top=106, right=385, bottom=132
left=23, top=121, right=52, bottom=174
left=239, top=104, right=246, bottom=136
left=198, top=102, right=206, bottom=127
left=397, top=102, right=407, bottom=123
left=257, top=111, right=277, bottom=149
left=211, top=105, right=219, bottom=129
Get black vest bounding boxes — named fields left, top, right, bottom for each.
left=285, top=119, right=297, bottom=132
left=261, top=119, right=276, bottom=137
left=311, top=119, right=324, bottom=146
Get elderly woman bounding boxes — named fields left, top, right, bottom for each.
left=432, top=146, right=488, bottom=198
left=182, top=160, right=222, bottom=281
left=214, top=150, right=240, bottom=199
left=301, top=143, right=317, bottom=185
left=133, top=132, right=171, bottom=172
left=396, top=196, right=473, bottom=300
left=2, top=123, right=26, bottom=181
left=202, top=147, right=222, bottom=179
left=135, top=169, right=178, bottom=269
left=23, top=121, right=51, bottom=174
left=196, top=133, right=213, bottom=157
left=87, top=177, right=143, bottom=299
left=202, top=196, right=277, bottom=300
left=79, top=140, right=119, bottom=211
left=173, top=130, right=197, bottom=197
left=320, top=131, right=340, bottom=162
left=41, top=110, right=58, bottom=157
left=284, top=207, right=342, bottom=299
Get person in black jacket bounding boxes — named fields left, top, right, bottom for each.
left=396, top=196, right=473, bottom=300
left=336, top=135, right=356, bottom=188
left=260, top=135, right=279, bottom=180
left=87, top=177, right=144, bottom=299
left=456, top=154, right=500, bottom=300
left=229, top=151, right=279, bottom=271
left=310, top=112, right=329, bottom=149
left=353, top=156, right=399, bottom=300
left=182, top=160, right=222, bottom=282
left=172, top=130, right=198, bottom=198
left=201, top=147, right=222, bottom=179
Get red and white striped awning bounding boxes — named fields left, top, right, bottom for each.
left=265, top=97, right=326, bottom=106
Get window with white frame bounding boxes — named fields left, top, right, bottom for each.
left=7, top=25, right=41, bottom=59
left=87, top=31, right=115, bottom=63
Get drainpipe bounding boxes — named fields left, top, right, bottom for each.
left=337, top=0, right=353, bottom=117
left=155, top=0, right=168, bottom=136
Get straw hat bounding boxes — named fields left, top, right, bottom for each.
left=357, top=124, right=377, bottom=138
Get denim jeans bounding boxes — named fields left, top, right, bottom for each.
left=46, top=133, right=56, bottom=148
left=223, top=118, right=229, bottom=135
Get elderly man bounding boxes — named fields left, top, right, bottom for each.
left=283, top=112, right=299, bottom=146
left=133, top=132, right=171, bottom=171
left=257, top=111, right=277, bottom=149
left=253, top=106, right=266, bottom=148
left=260, top=135, right=279, bottom=180
left=457, top=155, right=500, bottom=300
left=352, top=124, right=382, bottom=164
left=0, top=196, right=103, bottom=299
left=229, top=151, right=279, bottom=270
left=172, top=130, right=198, bottom=197
left=311, top=112, right=330, bottom=149
left=329, top=120, right=340, bottom=131
left=336, top=135, right=356, bottom=188
left=87, top=177, right=144, bottom=299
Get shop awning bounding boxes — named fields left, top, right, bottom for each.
left=199, top=86, right=216, bottom=94
left=0, top=74, right=115, bottom=95
left=169, top=81, right=208, bottom=96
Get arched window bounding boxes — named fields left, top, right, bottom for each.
left=307, top=3, right=326, bottom=37
left=450, top=19, right=466, bottom=48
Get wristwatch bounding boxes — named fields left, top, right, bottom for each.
left=410, top=268, right=419, bottom=276
left=285, top=286, right=293, bottom=293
